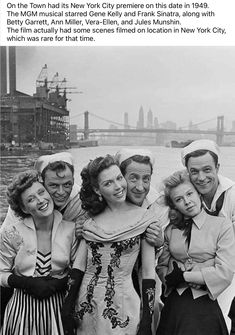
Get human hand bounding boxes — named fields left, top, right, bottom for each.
left=165, top=261, right=185, bottom=288
left=136, top=320, right=152, bottom=335
left=61, top=312, right=77, bottom=335
left=49, top=276, right=68, bottom=292
left=25, top=277, right=57, bottom=299
left=145, top=222, right=163, bottom=248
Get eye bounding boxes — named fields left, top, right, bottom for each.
left=174, top=198, right=182, bottom=203
left=129, top=176, right=137, bottom=182
left=190, top=170, right=198, bottom=175
left=38, top=189, right=45, bottom=195
left=204, top=168, right=211, bottom=173
left=143, top=176, right=150, bottom=183
left=104, top=181, right=112, bottom=187
left=64, top=182, right=72, bottom=188
left=27, top=197, right=34, bottom=203
left=117, top=175, right=123, bottom=181
left=49, top=184, right=57, bottom=188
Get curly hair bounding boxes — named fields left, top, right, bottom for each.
left=80, top=155, right=118, bottom=216
left=163, top=169, right=191, bottom=229
left=41, top=161, right=74, bottom=181
left=7, top=169, right=41, bottom=219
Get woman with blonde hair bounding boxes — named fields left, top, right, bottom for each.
left=156, top=170, right=235, bottom=335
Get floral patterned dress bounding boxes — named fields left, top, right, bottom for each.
left=74, top=209, right=155, bottom=335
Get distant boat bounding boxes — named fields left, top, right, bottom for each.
left=170, top=140, right=193, bottom=148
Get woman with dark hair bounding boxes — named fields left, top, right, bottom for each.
left=61, top=155, right=156, bottom=335
left=0, top=169, right=78, bottom=335
left=155, top=170, right=235, bottom=335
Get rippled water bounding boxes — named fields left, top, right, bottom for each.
left=1, top=145, right=235, bottom=223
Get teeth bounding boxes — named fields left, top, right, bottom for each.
left=39, top=203, right=48, bottom=210
left=115, top=191, right=124, bottom=196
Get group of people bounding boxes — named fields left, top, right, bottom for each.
left=0, top=139, right=235, bottom=335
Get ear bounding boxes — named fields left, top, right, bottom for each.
left=216, top=163, right=220, bottom=173
left=93, top=187, right=101, bottom=197
left=21, top=204, right=29, bottom=215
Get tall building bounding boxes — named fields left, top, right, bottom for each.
left=124, top=112, right=129, bottom=129
left=154, top=116, right=159, bottom=129
left=137, top=106, right=144, bottom=128
left=147, top=108, right=153, bottom=128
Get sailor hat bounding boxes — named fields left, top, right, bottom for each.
left=34, top=152, right=74, bottom=174
left=181, top=139, right=220, bottom=166
left=115, top=148, right=155, bottom=166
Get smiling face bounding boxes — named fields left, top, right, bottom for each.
left=187, top=152, right=219, bottom=198
left=21, top=181, right=54, bottom=219
left=43, top=165, right=74, bottom=208
left=96, top=165, right=127, bottom=207
left=170, top=181, right=201, bottom=218
left=124, top=161, right=151, bottom=206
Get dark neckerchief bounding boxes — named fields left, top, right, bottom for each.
left=182, top=218, right=194, bottom=248
left=54, top=205, right=66, bottom=215
left=202, top=191, right=225, bottom=217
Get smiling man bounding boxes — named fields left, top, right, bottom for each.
left=181, top=139, right=235, bottom=224
left=181, top=139, right=235, bottom=331
left=116, top=148, right=169, bottom=241
left=116, top=148, right=169, bottom=332
left=35, top=152, right=87, bottom=223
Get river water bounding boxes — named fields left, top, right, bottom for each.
left=1, top=145, right=235, bottom=224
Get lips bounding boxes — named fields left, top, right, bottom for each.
left=197, top=181, right=210, bottom=187
left=54, top=197, right=67, bottom=202
left=186, top=205, right=195, bottom=211
left=133, top=192, right=145, bottom=198
left=38, top=202, right=49, bottom=211
left=114, top=189, right=126, bottom=198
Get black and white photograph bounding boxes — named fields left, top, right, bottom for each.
left=1, top=45, right=235, bottom=335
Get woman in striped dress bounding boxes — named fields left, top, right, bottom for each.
left=0, top=169, right=78, bottom=335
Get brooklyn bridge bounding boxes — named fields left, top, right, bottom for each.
left=73, top=112, right=235, bottom=146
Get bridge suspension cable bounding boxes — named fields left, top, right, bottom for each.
left=69, top=112, right=84, bottom=120
left=89, top=112, right=137, bottom=129
left=180, top=117, right=217, bottom=129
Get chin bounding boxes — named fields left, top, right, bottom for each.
left=55, top=201, right=66, bottom=208
left=196, top=186, right=209, bottom=194
left=134, top=198, right=144, bottom=206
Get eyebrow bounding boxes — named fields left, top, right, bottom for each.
left=190, top=165, right=212, bottom=170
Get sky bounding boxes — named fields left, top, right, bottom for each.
left=15, top=46, right=235, bottom=130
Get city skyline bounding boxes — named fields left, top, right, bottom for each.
left=15, top=46, right=235, bottom=130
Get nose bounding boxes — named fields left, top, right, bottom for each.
left=114, top=180, right=122, bottom=190
left=57, top=185, right=65, bottom=195
left=183, top=196, right=191, bottom=205
left=36, top=194, right=44, bottom=203
left=198, top=170, right=206, bottom=181
left=135, top=180, right=144, bottom=191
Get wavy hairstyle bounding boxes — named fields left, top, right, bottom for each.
left=163, top=169, right=192, bottom=229
left=80, top=155, right=118, bottom=216
left=7, top=169, right=41, bottom=219
left=41, top=161, right=74, bottom=181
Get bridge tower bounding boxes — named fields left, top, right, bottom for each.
left=84, top=111, right=89, bottom=140
left=216, top=115, right=224, bottom=145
